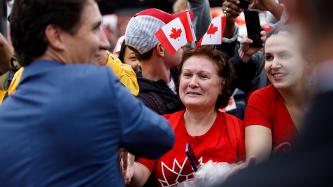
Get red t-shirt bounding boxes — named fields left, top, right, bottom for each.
left=244, top=85, right=298, bottom=153
left=138, top=110, right=245, bottom=187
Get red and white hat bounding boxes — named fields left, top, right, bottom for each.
left=125, top=8, right=192, bottom=55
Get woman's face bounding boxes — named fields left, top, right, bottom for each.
left=264, top=32, right=306, bottom=90
left=179, top=55, right=222, bottom=110
left=123, top=47, right=140, bottom=71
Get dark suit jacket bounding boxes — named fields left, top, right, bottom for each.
left=0, top=60, right=174, bottom=187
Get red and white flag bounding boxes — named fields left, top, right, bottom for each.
left=155, top=11, right=195, bottom=55
left=197, top=16, right=226, bottom=47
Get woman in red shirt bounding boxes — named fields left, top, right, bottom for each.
left=244, top=27, right=313, bottom=162
left=127, top=46, right=245, bottom=187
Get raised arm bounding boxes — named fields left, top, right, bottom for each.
left=188, top=0, right=212, bottom=39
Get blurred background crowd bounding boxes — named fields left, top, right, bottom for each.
left=0, top=0, right=332, bottom=186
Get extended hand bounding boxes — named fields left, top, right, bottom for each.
left=222, top=0, right=241, bottom=23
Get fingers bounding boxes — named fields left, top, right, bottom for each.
left=123, top=153, right=129, bottom=170
left=222, top=0, right=241, bottom=18
left=240, top=37, right=253, bottom=45
left=125, top=165, right=135, bottom=184
left=260, top=30, right=267, bottom=43
left=248, top=0, right=256, bottom=9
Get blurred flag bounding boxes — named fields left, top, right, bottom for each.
left=196, top=16, right=226, bottom=47
left=155, top=11, right=195, bottom=55
left=113, top=36, right=125, bottom=54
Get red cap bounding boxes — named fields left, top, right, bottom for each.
left=135, top=8, right=194, bottom=24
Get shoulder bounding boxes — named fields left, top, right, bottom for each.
left=67, top=64, right=117, bottom=82
left=163, top=110, right=185, bottom=129
left=250, top=84, right=277, bottom=98
left=248, top=85, right=279, bottom=105
left=56, top=65, right=122, bottom=98
left=219, top=112, right=243, bottom=126
left=137, top=77, right=160, bottom=91
left=163, top=110, right=184, bottom=120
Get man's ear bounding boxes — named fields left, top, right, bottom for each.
left=44, top=25, right=66, bottom=51
left=155, top=43, right=165, bottom=57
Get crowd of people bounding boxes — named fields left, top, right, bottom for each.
left=0, top=0, right=332, bottom=186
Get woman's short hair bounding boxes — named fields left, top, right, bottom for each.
left=179, top=46, right=234, bottom=109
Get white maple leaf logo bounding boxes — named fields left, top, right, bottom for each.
left=158, top=157, right=203, bottom=187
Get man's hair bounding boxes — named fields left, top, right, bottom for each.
left=127, top=45, right=154, bottom=61
left=9, top=0, right=88, bottom=66
left=179, top=46, right=234, bottom=110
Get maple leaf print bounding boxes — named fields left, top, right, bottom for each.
left=169, top=27, right=182, bottom=40
left=207, top=23, right=218, bottom=38
left=158, top=157, right=204, bottom=187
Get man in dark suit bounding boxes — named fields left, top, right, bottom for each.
left=209, top=0, right=333, bottom=186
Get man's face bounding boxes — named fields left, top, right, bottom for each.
left=62, top=0, right=110, bottom=64
left=164, top=46, right=184, bottom=68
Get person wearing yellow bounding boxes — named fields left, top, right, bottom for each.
left=0, top=73, right=8, bottom=100
left=105, top=50, right=139, bottom=96
left=0, top=50, right=139, bottom=103
left=3, top=67, right=24, bottom=96
left=0, top=90, right=6, bottom=102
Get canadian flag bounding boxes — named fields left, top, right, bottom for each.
left=155, top=11, right=195, bottom=55
left=196, top=16, right=226, bottom=47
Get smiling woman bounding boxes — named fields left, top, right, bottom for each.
left=244, top=26, right=314, bottom=163
left=126, top=46, right=245, bottom=187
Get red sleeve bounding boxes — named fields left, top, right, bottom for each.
left=137, top=157, right=158, bottom=173
left=244, top=88, right=273, bottom=129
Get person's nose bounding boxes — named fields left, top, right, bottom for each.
left=271, top=58, right=282, bottom=69
left=188, top=75, right=199, bottom=88
left=99, top=28, right=110, bottom=50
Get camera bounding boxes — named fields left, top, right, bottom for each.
left=239, top=0, right=250, bottom=10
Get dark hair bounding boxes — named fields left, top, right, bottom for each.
left=9, top=0, right=88, bottom=66
left=264, top=25, right=298, bottom=54
left=118, top=41, right=127, bottom=63
left=127, top=45, right=154, bottom=61
left=179, top=46, right=234, bottom=109
left=266, top=24, right=293, bottom=40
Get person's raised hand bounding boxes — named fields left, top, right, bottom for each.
left=222, top=0, right=242, bottom=23
left=250, top=0, right=284, bottom=20
left=238, top=30, right=267, bottom=62
left=250, top=0, right=275, bottom=11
